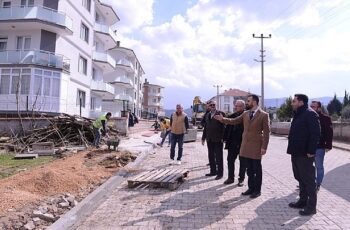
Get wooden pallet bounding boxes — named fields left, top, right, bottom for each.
left=127, top=168, right=189, bottom=191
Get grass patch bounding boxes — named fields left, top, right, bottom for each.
left=0, top=154, right=54, bottom=179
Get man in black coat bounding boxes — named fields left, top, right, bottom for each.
left=223, top=100, right=246, bottom=185
left=202, top=101, right=226, bottom=180
left=287, top=94, right=321, bottom=216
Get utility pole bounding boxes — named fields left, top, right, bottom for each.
left=253, top=33, right=271, bottom=110
left=213, top=85, right=222, bottom=110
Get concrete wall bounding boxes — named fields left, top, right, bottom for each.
left=271, top=121, right=350, bottom=142
left=109, top=117, right=128, bottom=135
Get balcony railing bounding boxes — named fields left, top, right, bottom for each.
left=0, top=5, right=73, bottom=31
left=116, top=59, right=133, bottom=69
left=0, top=50, right=70, bottom=72
left=91, top=81, right=114, bottom=95
left=94, top=22, right=118, bottom=43
left=115, top=94, right=133, bottom=101
left=92, top=51, right=116, bottom=68
left=113, top=76, right=133, bottom=86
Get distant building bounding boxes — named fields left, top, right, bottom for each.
left=142, top=79, right=164, bottom=117
left=210, top=88, right=259, bottom=113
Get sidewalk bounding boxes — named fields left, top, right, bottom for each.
left=65, top=135, right=350, bottom=230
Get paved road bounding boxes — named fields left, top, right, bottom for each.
left=76, top=135, right=350, bottom=230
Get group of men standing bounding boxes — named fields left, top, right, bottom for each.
left=202, top=94, right=270, bottom=200
left=198, top=93, right=333, bottom=216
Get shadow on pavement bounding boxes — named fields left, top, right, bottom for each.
left=245, top=194, right=313, bottom=230
left=323, top=163, right=350, bottom=202
left=123, top=184, right=250, bottom=229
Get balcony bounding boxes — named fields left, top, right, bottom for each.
left=0, top=50, right=70, bottom=72
left=0, top=5, right=73, bottom=35
left=94, top=22, right=118, bottom=49
left=116, top=58, right=133, bottom=72
left=91, top=80, right=114, bottom=96
left=95, top=0, right=120, bottom=25
left=92, top=51, right=116, bottom=73
left=110, top=76, right=133, bottom=88
left=115, top=94, right=133, bottom=102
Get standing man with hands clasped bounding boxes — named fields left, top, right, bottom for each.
left=214, top=94, right=270, bottom=198
left=202, top=101, right=226, bottom=180
left=287, top=94, right=321, bottom=216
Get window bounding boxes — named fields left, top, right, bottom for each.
left=33, top=75, right=42, bottom=95
left=43, top=78, right=51, bottom=96
left=0, top=75, right=10, bottom=94
left=95, top=12, right=100, bottom=22
left=153, top=99, right=157, bottom=103
left=76, top=90, right=86, bottom=108
left=11, top=75, right=20, bottom=94
left=16, top=36, right=31, bottom=50
left=0, top=37, right=7, bottom=51
left=91, top=97, right=96, bottom=110
left=52, top=79, right=60, bottom=97
left=224, top=96, right=230, bottom=103
left=92, top=68, right=96, bottom=80
left=78, top=56, right=87, bottom=75
left=224, top=104, right=230, bottom=112
left=20, top=0, right=34, bottom=7
left=82, top=0, right=91, bottom=12
left=80, top=23, right=89, bottom=43
left=2, top=1, right=11, bottom=8
left=20, top=74, right=30, bottom=95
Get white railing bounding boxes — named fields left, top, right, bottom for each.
left=0, top=5, right=73, bottom=31
left=0, top=50, right=70, bottom=71
left=116, top=59, right=133, bottom=69
left=94, top=22, right=118, bottom=43
left=114, top=76, right=133, bottom=86
left=91, top=81, right=114, bottom=95
left=115, top=94, right=133, bottom=101
left=92, top=51, right=116, bottom=68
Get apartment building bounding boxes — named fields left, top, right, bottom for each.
left=0, top=0, right=144, bottom=118
left=210, top=88, right=251, bottom=113
left=142, top=79, right=164, bottom=117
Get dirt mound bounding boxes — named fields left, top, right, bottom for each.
left=0, top=151, right=115, bottom=215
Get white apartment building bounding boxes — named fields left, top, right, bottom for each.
left=210, top=88, right=251, bottom=113
left=0, top=0, right=144, bottom=118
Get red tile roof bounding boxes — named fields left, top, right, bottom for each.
left=220, top=88, right=250, bottom=97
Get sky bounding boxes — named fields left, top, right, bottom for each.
left=102, top=0, right=350, bottom=109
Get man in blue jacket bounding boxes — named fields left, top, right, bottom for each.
left=287, top=94, right=321, bottom=216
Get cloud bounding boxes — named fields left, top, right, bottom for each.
left=109, top=0, right=350, bottom=108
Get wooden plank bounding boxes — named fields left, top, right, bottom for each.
left=163, top=170, right=189, bottom=183
left=153, top=169, right=181, bottom=183
left=128, top=170, right=152, bottom=181
left=157, top=169, right=182, bottom=183
left=132, top=169, right=159, bottom=181
left=134, top=169, right=166, bottom=182
left=140, top=169, right=168, bottom=182
left=143, top=169, right=172, bottom=182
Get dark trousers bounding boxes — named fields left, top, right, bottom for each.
left=160, top=130, right=171, bottom=145
left=227, top=145, right=246, bottom=182
left=292, top=155, right=317, bottom=210
left=245, top=157, right=262, bottom=193
left=170, top=133, right=184, bottom=161
left=93, top=127, right=100, bottom=146
left=207, top=140, right=224, bottom=176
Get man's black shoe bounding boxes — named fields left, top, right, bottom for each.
left=241, top=189, right=253, bottom=196
left=215, top=175, right=223, bottom=180
left=224, top=178, right=235, bottom=185
left=250, top=192, right=261, bottom=199
left=205, top=173, right=216, bottom=177
left=299, top=209, right=316, bottom=216
left=289, top=200, right=307, bottom=209
left=237, top=181, right=244, bottom=187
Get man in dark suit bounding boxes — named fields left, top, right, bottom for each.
left=223, top=100, right=246, bottom=185
left=202, top=101, right=226, bottom=180
left=288, top=94, right=321, bottom=216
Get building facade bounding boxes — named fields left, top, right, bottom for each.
left=210, top=88, right=252, bottom=113
left=0, top=0, right=144, bottom=118
left=142, top=79, right=164, bottom=117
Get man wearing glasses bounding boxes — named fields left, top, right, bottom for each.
left=202, top=101, right=226, bottom=180
left=214, top=94, right=270, bottom=198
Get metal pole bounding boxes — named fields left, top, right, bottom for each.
left=261, top=36, right=264, bottom=109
